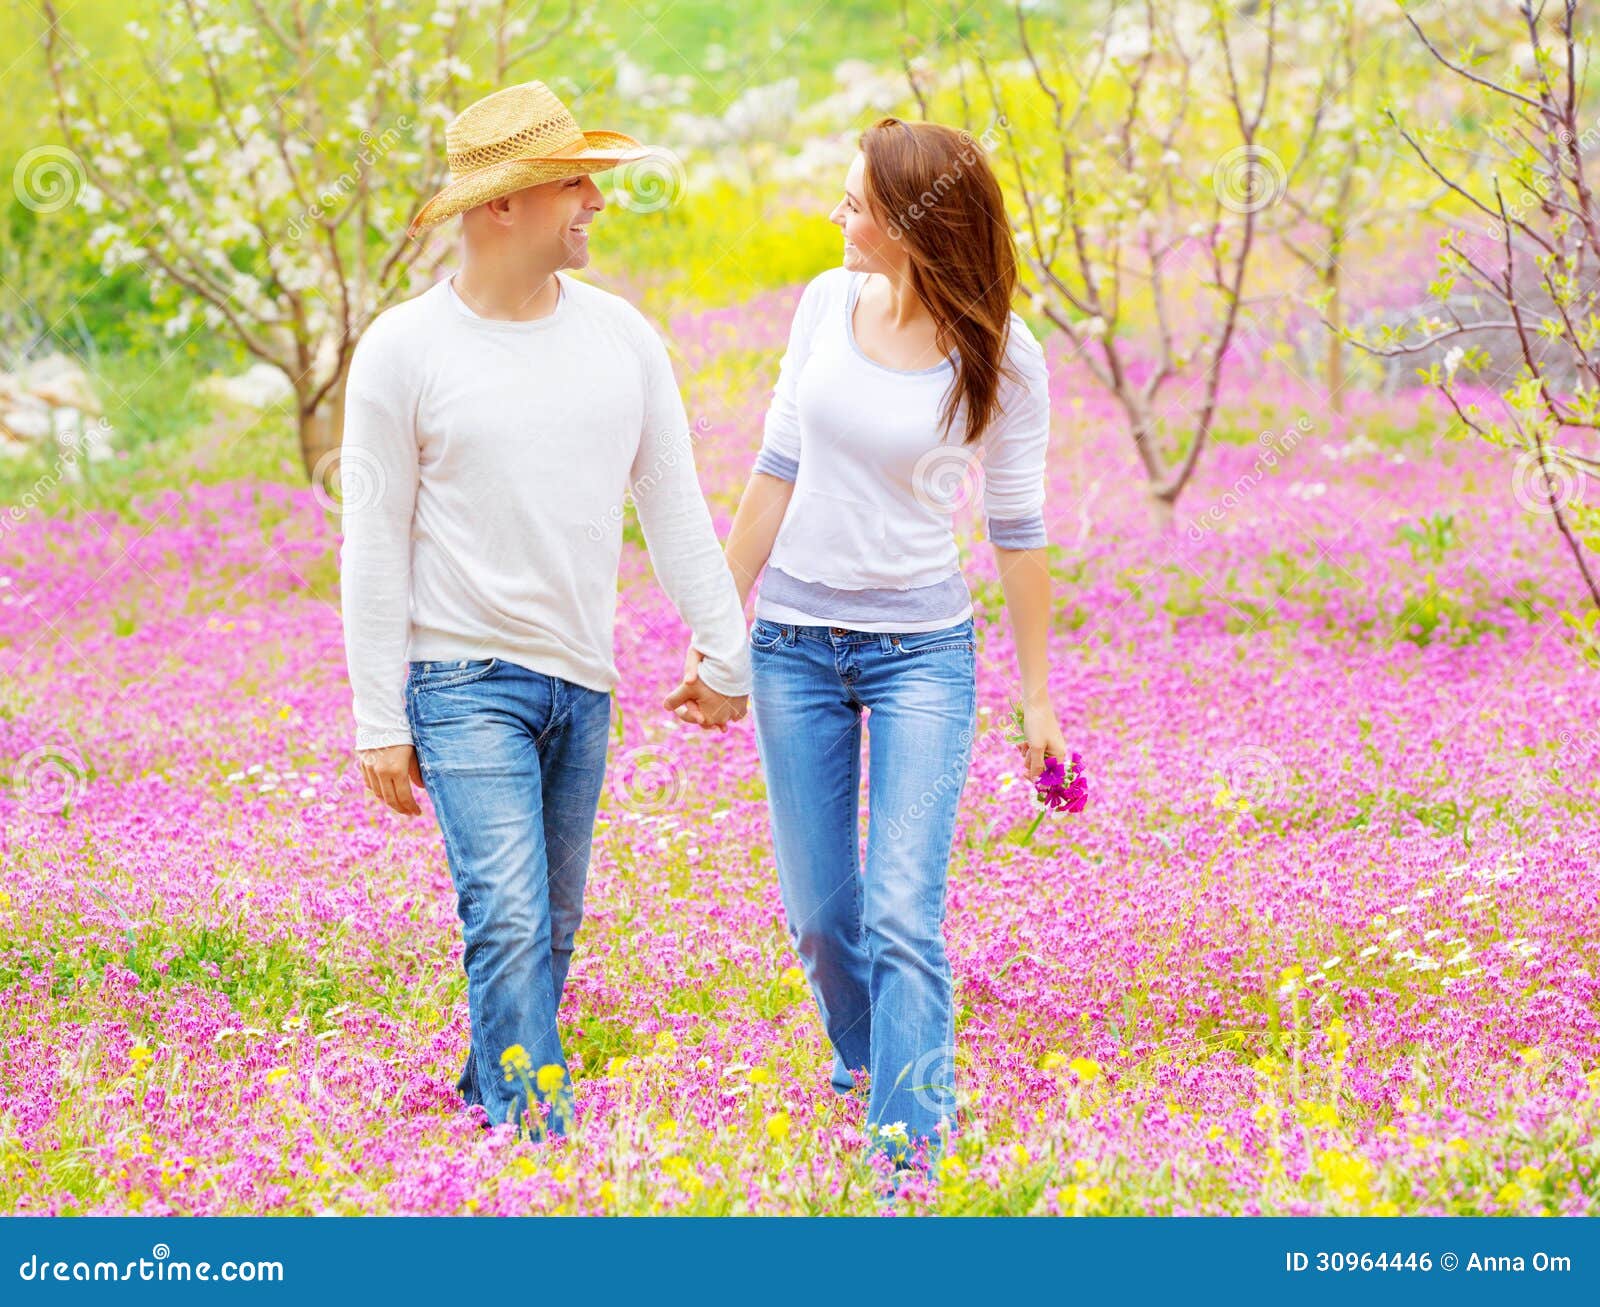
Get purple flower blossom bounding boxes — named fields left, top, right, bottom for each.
left=1035, top=751, right=1088, bottom=814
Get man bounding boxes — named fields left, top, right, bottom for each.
left=339, top=81, right=749, bottom=1139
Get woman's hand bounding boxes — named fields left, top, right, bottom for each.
left=663, top=645, right=747, bottom=731
left=1017, top=699, right=1068, bottom=781
left=673, top=647, right=709, bottom=728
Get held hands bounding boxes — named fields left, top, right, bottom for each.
left=1017, top=698, right=1069, bottom=782
left=359, top=742, right=425, bottom=816
left=662, top=646, right=748, bottom=732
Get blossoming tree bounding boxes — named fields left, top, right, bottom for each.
left=36, top=0, right=591, bottom=489
left=1333, top=0, right=1600, bottom=653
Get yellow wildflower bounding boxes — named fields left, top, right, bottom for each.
left=1327, top=1018, right=1350, bottom=1058
left=652, top=1030, right=678, bottom=1054
left=536, top=1064, right=566, bottom=1095
left=1041, top=1051, right=1069, bottom=1071
left=1496, top=1181, right=1524, bottom=1208
left=1297, top=1100, right=1340, bottom=1130
left=1068, top=1057, right=1101, bottom=1084
left=1515, top=1165, right=1544, bottom=1187
left=128, top=1045, right=153, bottom=1073
left=1316, top=1149, right=1373, bottom=1202
left=746, top=1066, right=774, bottom=1086
left=765, top=1112, right=790, bottom=1143
left=500, top=1044, right=532, bottom=1078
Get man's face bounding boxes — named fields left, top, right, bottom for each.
left=505, top=172, right=606, bottom=268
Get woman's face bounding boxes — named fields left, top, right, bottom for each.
left=830, top=152, right=903, bottom=275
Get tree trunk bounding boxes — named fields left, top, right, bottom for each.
left=1326, top=263, right=1345, bottom=417
left=298, top=383, right=346, bottom=492
left=1147, top=492, right=1176, bottom=535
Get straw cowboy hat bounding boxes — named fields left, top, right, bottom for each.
left=407, top=81, right=655, bottom=238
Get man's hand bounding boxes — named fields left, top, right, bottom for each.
left=662, top=646, right=748, bottom=731
left=359, top=742, right=425, bottom=815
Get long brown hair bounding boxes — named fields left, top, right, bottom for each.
left=858, top=117, right=1020, bottom=445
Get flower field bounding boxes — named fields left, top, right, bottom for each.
left=1, top=286, right=1597, bottom=1217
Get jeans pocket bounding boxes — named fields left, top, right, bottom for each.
left=750, top=619, right=787, bottom=651
left=408, top=658, right=501, bottom=692
left=887, top=621, right=975, bottom=657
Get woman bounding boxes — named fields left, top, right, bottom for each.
left=684, top=118, right=1066, bottom=1174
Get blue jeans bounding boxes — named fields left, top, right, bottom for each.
left=749, top=616, right=977, bottom=1167
left=405, top=656, right=612, bottom=1138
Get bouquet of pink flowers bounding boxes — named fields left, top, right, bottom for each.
left=1008, top=701, right=1087, bottom=840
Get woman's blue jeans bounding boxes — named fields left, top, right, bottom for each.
left=405, top=657, right=612, bottom=1138
left=749, top=616, right=977, bottom=1167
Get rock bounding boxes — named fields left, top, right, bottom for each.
left=201, top=362, right=295, bottom=409
left=0, top=356, right=114, bottom=461
left=23, top=353, right=99, bottom=413
left=0, top=403, right=51, bottom=443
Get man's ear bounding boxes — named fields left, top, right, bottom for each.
left=483, top=193, right=517, bottom=225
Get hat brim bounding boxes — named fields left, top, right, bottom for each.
left=407, top=131, right=660, bottom=238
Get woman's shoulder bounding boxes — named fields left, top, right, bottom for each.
left=1000, top=311, right=1050, bottom=389
left=800, top=263, right=853, bottom=308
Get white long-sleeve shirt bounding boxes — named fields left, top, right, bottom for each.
left=751, top=266, right=1051, bottom=632
left=338, top=272, right=751, bottom=752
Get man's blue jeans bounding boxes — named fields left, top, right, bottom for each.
left=749, top=617, right=977, bottom=1167
left=405, top=656, right=612, bottom=1138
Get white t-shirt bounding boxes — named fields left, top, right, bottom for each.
left=338, top=272, right=751, bottom=752
left=751, top=266, right=1050, bottom=632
